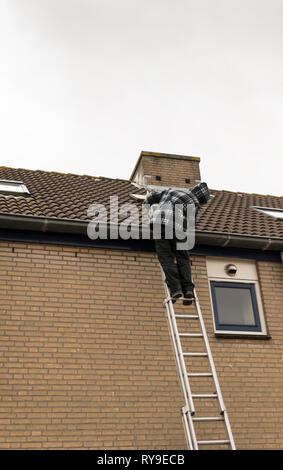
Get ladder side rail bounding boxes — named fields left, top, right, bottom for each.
left=223, top=411, right=236, bottom=450
left=161, top=269, right=196, bottom=416
left=165, top=298, right=198, bottom=450
left=164, top=300, right=188, bottom=406
left=181, top=408, right=199, bottom=450
left=164, top=300, right=194, bottom=449
left=181, top=409, right=194, bottom=450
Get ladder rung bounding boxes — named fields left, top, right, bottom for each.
left=192, top=416, right=224, bottom=422
left=192, top=393, right=218, bottom=398
left=175, top=315, right=199, bottom=319
left=183, top=353, right=208, bottom=357
left=179, top=333, right=203, bottom=337
left=197, top=440, right=230, bottom=445
left=188, top=373, right=212, bottom=377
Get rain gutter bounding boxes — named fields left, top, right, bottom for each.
left=0, top=212, right=282, bottom=251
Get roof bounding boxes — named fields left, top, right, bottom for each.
left=0, top=166, right=282, bottom=241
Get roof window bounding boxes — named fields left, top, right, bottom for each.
left=251, top=206, right=283, bottom=220
left=0, top=179, right=30, bottom=196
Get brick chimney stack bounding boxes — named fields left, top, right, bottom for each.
left=130, top=151, right=201, bottom=188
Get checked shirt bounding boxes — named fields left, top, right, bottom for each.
left=143, top=182, right=211, bottom=236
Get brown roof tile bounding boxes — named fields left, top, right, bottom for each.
left=0, top=166, right=282, bottom=240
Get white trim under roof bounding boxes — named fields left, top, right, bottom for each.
left=251, top=206, right=283, bottom=220
left=0, top=179, right=30, bottom=196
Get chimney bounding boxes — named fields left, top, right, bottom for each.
left=130, top=151, right=201, bottom=188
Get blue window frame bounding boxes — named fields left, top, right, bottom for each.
left=210, top=281, right=262, bottom=332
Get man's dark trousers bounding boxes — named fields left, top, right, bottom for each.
left=155, top=238, right=194, bottom=294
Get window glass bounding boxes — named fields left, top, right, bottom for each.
left=0, top=181, right=29, bottom=195
left=214, top=286, right=255, bottom=326
left=258, top=209, right=283, bottom=220
left=251, top=206, right=283, bottom=220
left=0, top=182, right=23, bottom=192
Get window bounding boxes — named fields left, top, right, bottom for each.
left=0, top=180, right=30, bottom=196
left=210, top=281, right=261, bottom=332
left=251, top=206, right=283, bottom=220
left=207, top=257, right=267, bottom=336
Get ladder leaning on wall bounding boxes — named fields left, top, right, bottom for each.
left=160, top=267, right=236, bottom=450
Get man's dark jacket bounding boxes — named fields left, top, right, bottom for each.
left=143, top=182, right=211, bottom=235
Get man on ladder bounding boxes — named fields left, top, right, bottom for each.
left=142, top=182, right=211, bottom=304
left=135, top=181, right=236, bottom=450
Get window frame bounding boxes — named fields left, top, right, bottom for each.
left=0, top=179, right=30, bottom=196
left=210, top=281, right=262, bottom=333
left=250, top=205, right=283, bottom=220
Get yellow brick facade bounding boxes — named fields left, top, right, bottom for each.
left=0, top=241, right=282, bottom=449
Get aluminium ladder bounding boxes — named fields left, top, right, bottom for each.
left=160, top=268, right=236, bottom=450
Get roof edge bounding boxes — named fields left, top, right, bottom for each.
left=0, top=213, right=282, bottom=252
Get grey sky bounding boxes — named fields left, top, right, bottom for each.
left=0, top=0, right=282, bottom=196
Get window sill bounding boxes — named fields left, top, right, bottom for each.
left=215, top=332, right=271, bottom=340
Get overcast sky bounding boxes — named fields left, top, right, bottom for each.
left=0, top=0, right=282, bottom=196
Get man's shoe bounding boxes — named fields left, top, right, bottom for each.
left=183, top=289, right=194, bottom=306
left=170, top=289, right=183, bottom=303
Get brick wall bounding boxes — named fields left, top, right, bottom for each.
left=0, top=241, right=186, bottom=449
left=0, top=240, right=282, bottom=449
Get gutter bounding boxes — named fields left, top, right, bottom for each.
left=195, top=230, right=283, bottom=251
left=0, top=212, right=282, bottom=251
left=0, top=213, right=88, bottom=235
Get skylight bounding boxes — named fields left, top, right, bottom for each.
left=0, top=180, right=30, bottom=196
left=251, top=206, right=283, bottom=220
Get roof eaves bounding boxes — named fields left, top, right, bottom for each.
left=0, top=212, right=282, bottom=251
